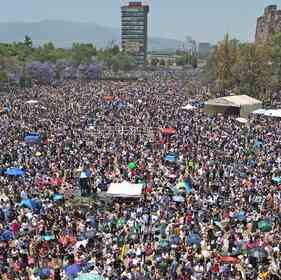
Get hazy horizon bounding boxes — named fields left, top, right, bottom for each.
left=0, top=0, right=278, bottom=43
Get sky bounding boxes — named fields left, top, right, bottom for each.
left=0, top=0, right=279, bottom=43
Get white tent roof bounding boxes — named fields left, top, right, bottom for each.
left=26, top=100, right=39, bottom=104
left=236, top=117, right=248, bottom=124
left=252, top=108, right=281, bottom=118
left=264, top=109, right=281, bottom=117
left=205, top=95, right=262, bottom=107
left=182, top=104, right=195, bottom=110
left=107, top=181, right=143, bottom=198
left=252, top=109, right=267, bottom=115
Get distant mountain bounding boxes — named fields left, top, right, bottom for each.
left=0, top=20, right=183, bottom=51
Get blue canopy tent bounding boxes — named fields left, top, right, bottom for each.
left=5, top=167, right=25, bottom=177
left=24, top=132, right=41, bottom=144
left=164, top=154, right=177, bottom=163
left=20, top=199, right=40, bottom=210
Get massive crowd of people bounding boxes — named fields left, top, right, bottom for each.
left=0, top=71, right=280, bottom=280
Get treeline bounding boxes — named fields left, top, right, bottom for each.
left=0, top=36, right=136, bottom=84
left=203, top=33, right=281, bottom=100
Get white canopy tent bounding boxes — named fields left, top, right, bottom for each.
left=205, top=95, right=262, bottom=117
left=26, top=100, right=39, bottom=104
left=252, top=108, right=281, bottom=118
left=182, top=104, right=195, bottom=110
left=106, top=181, right=143, bottom=198
left=252, top=109, right=267, bottom=115
left=264, top=109, right=281, bottom=118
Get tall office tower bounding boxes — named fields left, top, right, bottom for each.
left=121, top=2, right=149, bottom=64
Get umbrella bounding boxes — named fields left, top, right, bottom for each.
left=102, top=96, right=114, bottom=101
left=50, top=177, right=63, bottom=186
left=128, top=162, right=137, bottom=170
left=38, top=267, right=51, bottom=279
left=159, top=239, right=169, bottom=248
left=172, top=196, right=185, bottom=203
left=80, top=172, right=88, bottom=179
left=19, top=199, right=40, bottom=210
left=248, top=248, right=268, bottom=262
left=253, top=139, right=263, bottom=149
left=258, top=219, right=272, bottom=232
left=53, top=194, right=64, bottom=201
left=76, top=273, right=104, bottom=280
left=236, top=117, right=248, bottom=124
left=5, top=167, right=25, bottom=177
left=272, top=176, right=281, bottom=184
left=214, top=221, right=224, bottom=230
left=64, top=263, right=81, bottom=279
left=41, top=235, right=55, bottom=241
left=233, top=211, right=246, bottom=222
left=160, top=128, right=176, bottom=135
left=164, top=154, right=177, bottom=162
left=26, top=100, right=39, bottom=104
left=183, top=179, right=192, bottom=193
left=187, top=234, right=201, bottom=246
left=175, top=181, right=192, bottom=194
left=219, top=256, right=240, bottom=264
left=85, top=230, right=95, bottom=239
left=0, top=229, right=13, bottom=241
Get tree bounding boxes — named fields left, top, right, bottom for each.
left=191, top=56, right=198, bottom=68
left=214, top=33, right=238, bottom=93
left=176, top=56, right=186, bottom=66
left=77, top=64, right=102, bottom=80
left=0, top=71, right=8, bottom=83
left=115, top=52, right=136, bottom=71
left=150, top=58, right=159, bottom=66
left=112, top=57, right=120, bottom=73
left=87, top=64, right=102, bottom=80
left=232, top=43, right=272, bottom=99
left=56, top=59, right=76, bottom=80
left=71, top=43, right=97, bottom=65
left=27, top=61, right=54, bottom=84
left=24, top=35, right=33, bottom=49
left=159, top=59, right=166, bottom=66
left=111, top=45, right=120, bottom=56
left=272, top=33, right=281, bottom=88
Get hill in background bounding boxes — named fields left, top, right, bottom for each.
left=0, top=20, right=183, bottom=51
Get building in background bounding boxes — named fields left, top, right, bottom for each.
left=121, top=2, right=149, bottom=64
left=256, top=5, right=281, bottom=43
left=184, top=36, right=197, bottom=54
left=198, top=42, right=212, bottom=58
left=147, top=50, right=178, bottom=66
